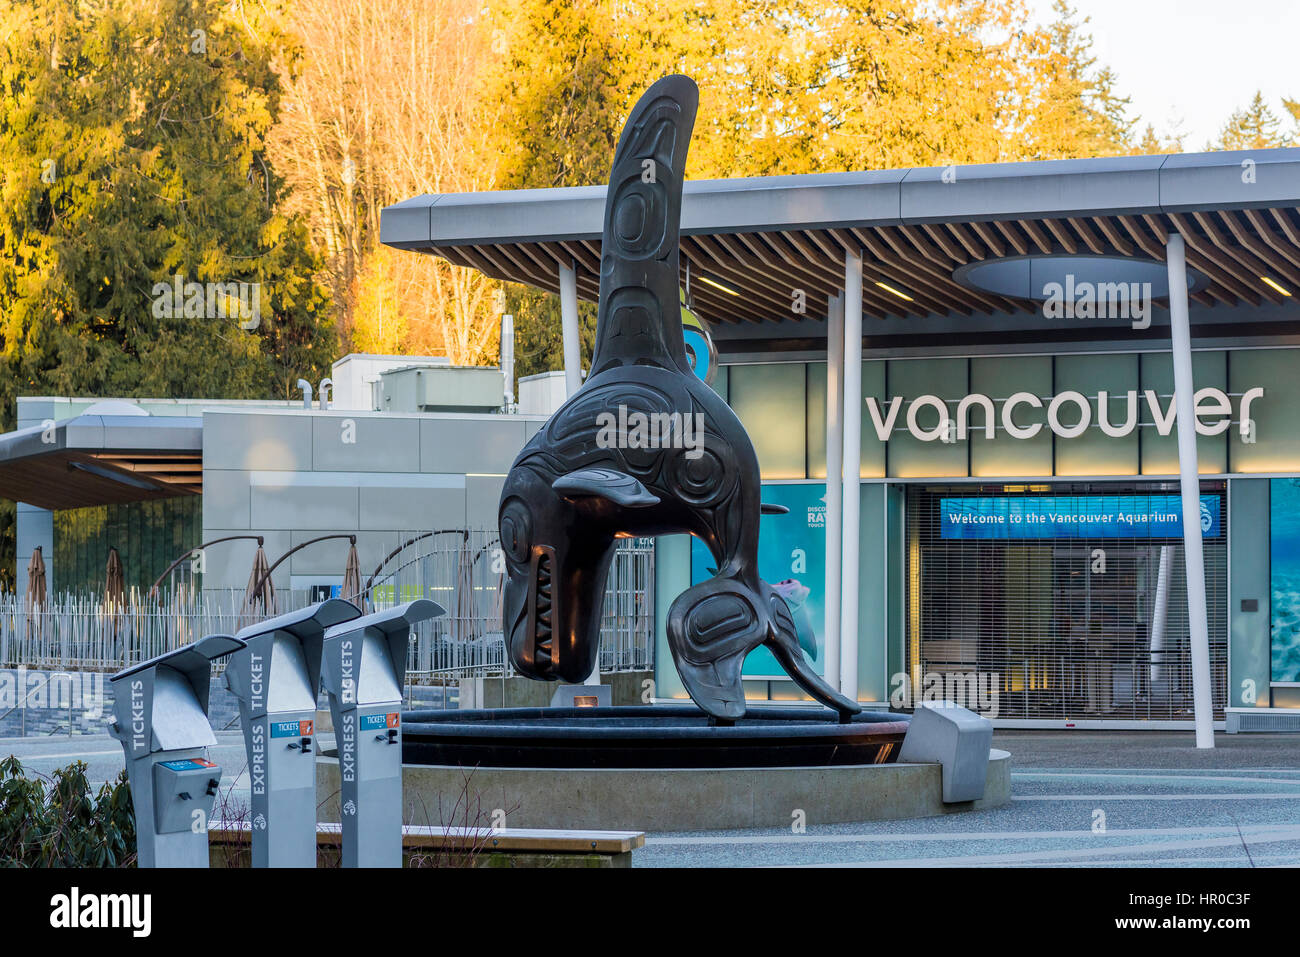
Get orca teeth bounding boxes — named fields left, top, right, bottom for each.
left=533, top=551, right=554, bottom=666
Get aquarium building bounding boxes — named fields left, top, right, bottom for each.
left=381, top=147, right=1300, bottom=735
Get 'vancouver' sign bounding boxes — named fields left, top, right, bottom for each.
left=867, top=388, right=1263, bottom=442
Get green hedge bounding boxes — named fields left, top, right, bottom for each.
left=0, top=756, right=135, bottom=867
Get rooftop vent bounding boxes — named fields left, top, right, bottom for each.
left=378, top=365, right=504, bottom=414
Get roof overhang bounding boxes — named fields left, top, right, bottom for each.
left=381, top=148, right=1300, bottom=347
left=0, top=414, right=202, bottom=510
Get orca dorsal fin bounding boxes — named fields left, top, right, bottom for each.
left=588, top=75, right=698, bottom=380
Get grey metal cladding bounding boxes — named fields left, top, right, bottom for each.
left=0, top=414, right=199, bottom=463
left=0, top=423, right=60, bottom=461
left=377, top=193, right=438, bottom=247
left=679, top=170, right=907, bottom=232
left=62, top=415, right=203, bottom=452
left=431, top=185, right=606, bottom=245
left=900, top=154, right=1167, bottom=223
left=1159, top=148, right=1300, bottom=212
left=380, top=146, right=1300, bottom=250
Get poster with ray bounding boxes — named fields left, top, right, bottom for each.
left=1271, top=478, right=1300, bottom=683
left=690, top=482, right=828, bottom=679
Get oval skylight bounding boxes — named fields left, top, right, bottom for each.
left=953, top=254, right=1208, bottom=301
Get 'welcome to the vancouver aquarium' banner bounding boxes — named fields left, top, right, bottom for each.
left=940, top=495, right=1221, bottom=540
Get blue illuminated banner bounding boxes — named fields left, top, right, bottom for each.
left=940, top=495, right=1221, bottom=540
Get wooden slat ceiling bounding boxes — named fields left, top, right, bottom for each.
left=0, top=451, right=201, bottom=510
left=429, top=208, right=1300, bottom=325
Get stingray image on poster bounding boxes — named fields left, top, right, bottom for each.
left=691, top=482, right=828, bottom=678
left=1271, top=478, right=1300, bottom=683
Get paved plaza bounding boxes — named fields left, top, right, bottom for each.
left=4, top=729, right=1297, bottom=868
left=636, top=732, right=1300, bottom=867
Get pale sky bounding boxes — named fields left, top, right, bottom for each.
left=1024, top=0, right=1300, bottom=150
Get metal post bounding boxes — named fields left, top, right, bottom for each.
left=824, top=293, right=844, bottom=693
left=1166, top=232, right=1215, bottom=749
left=839, top=248, right=863, bottom=702
left=559, top=261, right=582, bottom=397
left=500, top=313, right=516, bottom=411
left=558, top=259, right=599, bottom=686
left=1149, top=545, right=1172, bottom=686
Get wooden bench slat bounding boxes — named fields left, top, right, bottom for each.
left=210, top=821, right=645, bottom=854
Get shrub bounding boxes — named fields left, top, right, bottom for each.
left=0, top=755, right=136, bottom=867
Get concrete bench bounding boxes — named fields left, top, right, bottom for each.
left=898, top=701, right=994, bottom=803
left=209, top=820, right=644, bottom=868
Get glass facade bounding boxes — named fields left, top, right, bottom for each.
left=905, top=482, right=1229, bottom=721
left=1271, top=478, right=1300, bottom=683
left=659, top=346, right=1295, bottom=720
left=53, top=496, right=202, bottom=596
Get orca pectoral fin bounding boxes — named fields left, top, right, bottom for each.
left=552, top=467, right=660, bottom=508
left=760, top=503, right=789, bottom=515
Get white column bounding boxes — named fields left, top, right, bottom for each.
left=1166, top=232, right=1215, bottom=748
left=824, top=294, right=844, bottom=693
left=839, top=248, right=864, bottom=702
left=557, top=259, right=598, bottom=686
left=559, top=260, right=582, bottom=397
left=1149, top=545, right=1173, bottom=686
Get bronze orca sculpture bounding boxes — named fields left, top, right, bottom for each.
left=498, top=74, right=860, bottom=721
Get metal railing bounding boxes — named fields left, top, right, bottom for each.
left=0, top=530, right=656, bottom=684
left=0, top=587, right=252, bottom=673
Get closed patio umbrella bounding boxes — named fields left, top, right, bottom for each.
left=26, top=546, right=47, bottom=609
left=104, top=547, right=126, bottom=608
left=24, top=546, right=47, bottom=646
left=242, top=544, right=275, bottom=621
left=342, top=541, right=363, bottom=610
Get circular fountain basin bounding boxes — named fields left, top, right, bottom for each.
left=401, top=704, right=909, bottom=769
left=315, top=705, right=1010, bottom=830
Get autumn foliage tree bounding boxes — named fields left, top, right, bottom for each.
left=270, top=0, right=505, bottom=364
left=480, top=0, right=1141, bottom=377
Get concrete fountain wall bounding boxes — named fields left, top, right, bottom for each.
left=317, top=750, right=1010, bottom=832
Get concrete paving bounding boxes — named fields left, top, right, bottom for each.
left=634, top=731, right=1300, bottom=867
left=3, top=728, right=1297, bottom=867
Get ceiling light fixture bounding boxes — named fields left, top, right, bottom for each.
left=698, top=274, right=741, bottom=296
left=875, top=281, right=913, bottom=302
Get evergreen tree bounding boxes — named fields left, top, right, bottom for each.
left=0, top=0, right=335, bottom=412
left=0, top=0, right=336, bottom=587
left=1212, top=91, right=1292, bottom=150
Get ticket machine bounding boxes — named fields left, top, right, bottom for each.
left=225, top=599, right=361, bottom=867
left=109, top=634, right=245, bottom=868
left=321, top=600, right=444, bottom=867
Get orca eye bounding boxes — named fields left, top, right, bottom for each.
left=499, top=498, right=532, bottom=564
